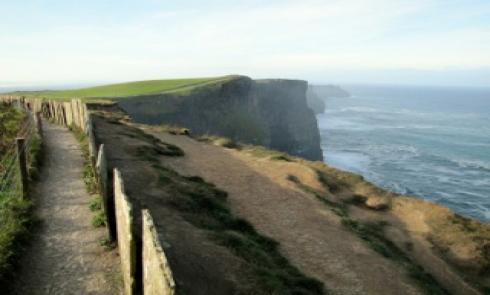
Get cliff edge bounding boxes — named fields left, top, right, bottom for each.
left=117, top=76, right=323, bottom=161
left=306, top=85, right=351, bottom=114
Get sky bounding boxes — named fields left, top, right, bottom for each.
left=1, top=0, right=490, bottom=87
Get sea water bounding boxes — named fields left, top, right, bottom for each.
left=317, top=84, right=490, bottom=222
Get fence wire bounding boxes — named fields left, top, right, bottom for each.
left=0, top=107, right=38, bottom=199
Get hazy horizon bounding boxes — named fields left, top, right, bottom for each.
left=1, top=0, right=489, bottom=87
left=1, top=77, right=490, bottom=93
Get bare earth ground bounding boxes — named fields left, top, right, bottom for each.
left=10, top=123, right=120, bottom=295
left=146, top=129, right=423, bottom=295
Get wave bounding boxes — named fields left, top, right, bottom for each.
left=340, top=107, right=378, bottom=113
left=451, top=158, right=490, bottom=173
left=363, top=144, right=420, bottom=159
left=323, top=106, right=483, bottom=121
left=455, top=190, right=487, bottom=200
left=408, top=152, right=490, bottom=175
left=324, top=151, right=371, bottom=172
left=318, top=119, right=437, bottom=131
left=482, top=209, right=490, bottom=221
left=468, top=178, right=490, bottom=186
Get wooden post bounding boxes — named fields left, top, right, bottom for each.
left=35, top=112, right=43, bottom=138
left=16, top=138, right=28, bottom=198
left=96, top=144, right=117, bottom=241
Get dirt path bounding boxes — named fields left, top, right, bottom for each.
left=10, top=123, right=120, bottom=295
left=146, top=130, right=423, bottom=295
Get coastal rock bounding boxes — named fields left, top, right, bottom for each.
left=306, top=85, right=350, bottom=114
left=365, top=196, right=390, bottom=210
left=312, top=85, right=351, bottom=98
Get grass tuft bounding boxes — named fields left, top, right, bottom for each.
left=197, top=135, right=242, bottom=149
left=92, top=211, right=107, bottom=228
left=287, top=174, right=348, bottom=218
left=242, top=145, right=295, bottom=162
left=89, top=196, right=103, bottom=212
left=124, top=126, right=185, bottom=159
left=344, top=194, right=367, bottom=206
left=99, top=237, right=117, bottom=250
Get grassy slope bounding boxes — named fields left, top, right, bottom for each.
left=0, top=106, right=25, bottom=155
left=4, top=76, right=233, bottom=100
left=0, top=106, right=41, bottom=286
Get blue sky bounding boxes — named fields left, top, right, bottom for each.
left=1, top=0, right=489, bottom=86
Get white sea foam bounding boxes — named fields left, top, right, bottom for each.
left=324, top=151, right=370, bottom=173
left=448, top=158, right=490, bottom=172
left=483, top=209, right=490, bottom=220
left=339, top=106, right=379, bottom=113
left=320, top=85, right=490, bottom=221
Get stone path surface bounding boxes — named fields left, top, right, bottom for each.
left=11, top=123, right=120, bottom=295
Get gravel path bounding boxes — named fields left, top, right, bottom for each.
left=11, top=123, right=120, bottom=295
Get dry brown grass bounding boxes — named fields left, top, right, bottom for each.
left=392, top=196, right=490, bottom=292
left=301, top=156, right=490, bottom=293
left=196, top=135, right=241, bottom=149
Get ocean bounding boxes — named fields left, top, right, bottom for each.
left=316, top=84, right=490, bottom=222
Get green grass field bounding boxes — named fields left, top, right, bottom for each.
left=4, top=76, right=233, bottom=100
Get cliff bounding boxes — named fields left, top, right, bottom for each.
left=306, top=85, right=351, bottom=114
left=311, top=85, right=350, bottom=98
left=117, top=76, right=323, bottom=161
left=306, top=88, right=325, bottom=115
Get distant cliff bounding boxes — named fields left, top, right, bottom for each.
left=306, top=88, right=325, bottom=115
left=306, top=85, right=350, bottom=114
left=117, top=76, right=323, bottom=161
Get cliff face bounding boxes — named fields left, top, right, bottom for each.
left=306, top=85, right=351, bottom=114
left=117, top=76, right=323, bottom=161
left=306, top=87, right=326, bottom=114
left=312, top=85, right=350, bottom=98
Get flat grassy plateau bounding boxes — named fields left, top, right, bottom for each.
left=4, top=77, right=231, bottom=100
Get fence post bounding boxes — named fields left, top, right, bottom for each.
left=16, top=138, right=28, bottom=198
left=35, top=112, right=43, bottom=138
left=96, top=144, right=117, bottom=241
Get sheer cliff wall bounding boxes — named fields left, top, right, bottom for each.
left=117, top=76, right=323, bottom=161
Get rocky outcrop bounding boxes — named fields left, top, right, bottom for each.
left=117, top=76, right=323, bottom=161
left=312, top=85, right=350, bottom=98
left=306, top=85, right=351, bottom=114
left=306, top=88, right=325, bottom=114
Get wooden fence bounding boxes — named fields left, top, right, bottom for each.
left=0, top=95, right=176, bottom=295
